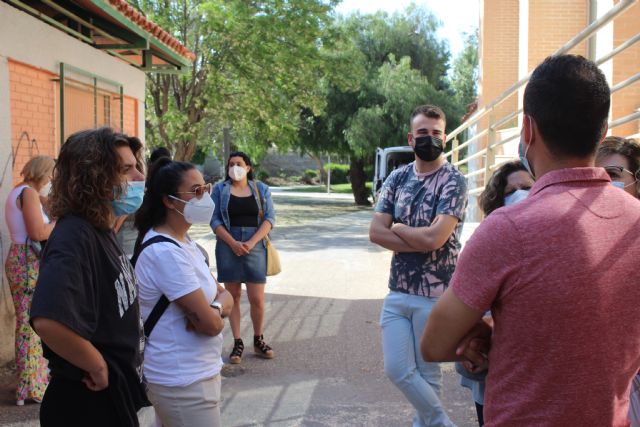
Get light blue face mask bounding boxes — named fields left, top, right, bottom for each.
left=504, top=189, right=530, bottom=206
left=519, top=115, right=535, bottom=178
left=611, top=181, right=626, bottom=189
left=112, top=181, right=145, bottom=216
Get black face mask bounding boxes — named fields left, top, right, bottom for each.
left=413, top=135, right=444, bottom=162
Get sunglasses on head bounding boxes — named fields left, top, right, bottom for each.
left=175, top=183, right=212, bottom=198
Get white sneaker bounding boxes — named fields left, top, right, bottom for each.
left=16, top=400, right=24, bottom=406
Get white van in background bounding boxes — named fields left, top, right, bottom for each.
left=372, top=146, right=414, bottom=203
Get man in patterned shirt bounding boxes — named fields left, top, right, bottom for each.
left=369, top=104, right=468, bottom=426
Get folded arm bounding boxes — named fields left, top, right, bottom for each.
left=369, top=212, right=422, bottom=252
left=32, top=317, right=108, bottom=390
left=420, top=288, right=489, bottom=364
left=391, top=214, right=459, bottom=252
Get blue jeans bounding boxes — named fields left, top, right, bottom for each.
left=380, top=291, right=455, bottom=427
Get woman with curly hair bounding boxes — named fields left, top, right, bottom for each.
left=30, top=127, right=149, bottom=427
left=478, top=160, right=534, bottom=217
left=4, top=155, right=55, bottom=406
left=596, top=136, right=640, bottom=198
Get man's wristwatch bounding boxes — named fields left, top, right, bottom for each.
left=210, top=301, right=224, bottom=318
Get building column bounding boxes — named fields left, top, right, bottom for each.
left=517, top=0, right=529, bottom=128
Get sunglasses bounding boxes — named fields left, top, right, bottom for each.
left=175, top=183, right=212, bottom=198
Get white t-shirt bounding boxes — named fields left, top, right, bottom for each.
left=135, top=229, right=222, bottom=387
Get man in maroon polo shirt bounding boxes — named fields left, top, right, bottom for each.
left=421, top=54, right=640, bottom=426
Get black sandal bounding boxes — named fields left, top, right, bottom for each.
left=253, top=334, right=274, bottom=359
left=229, top=338, right=244, bottom=364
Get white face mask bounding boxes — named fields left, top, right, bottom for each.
left=169, top=193, right=215, bottom=224
left=39, top=181, right=52, bottom=197
left=504, top=189, right=530, bottom=206
left=229, top=165, right=248, bottom=181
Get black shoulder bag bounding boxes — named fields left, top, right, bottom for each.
left=130, top=235, right=179, bottom=338
left=130, top=235, right=210, bottom=338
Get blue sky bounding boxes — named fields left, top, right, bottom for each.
left=334, top=0, right=479, bottom=59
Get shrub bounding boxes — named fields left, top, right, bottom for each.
left=302, top=169, right=319, bottom=184
left=324, top=163, right=350, bottom=184
left=257, top=170, right=270, bottom=182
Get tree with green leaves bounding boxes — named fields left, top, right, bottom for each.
left=133, top=0, right=340, bottom=161
left=299, top=6, right=465, bottom=205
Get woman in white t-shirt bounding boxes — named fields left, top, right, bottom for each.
left=4, top=155, right=55, bottom=406
left=133, top=158, right=233, bottom=427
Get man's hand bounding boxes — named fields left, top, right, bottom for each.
left=455, top=319, right=492, bottom=369
left=82, top=359, right=109, bottom=391
left=232, top=241, right=250, bottom=256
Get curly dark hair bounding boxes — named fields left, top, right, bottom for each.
left=225, top=151, right=255, bottom=181
left=596, top=136, right=640, bottom=176
left=49, top=127, right=143, bottom=230
left=134, top=157, right=195, bottom=249
left=478, top=161, right=529, bottom=217
left=596, top=136, right=640, bottom=195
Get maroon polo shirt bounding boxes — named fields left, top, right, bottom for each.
left=452, top=167, right=640, bottom=427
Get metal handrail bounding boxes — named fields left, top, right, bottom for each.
left=445, top=0, right=639, bottom=218
left=445, top=0, right=637, bottom=150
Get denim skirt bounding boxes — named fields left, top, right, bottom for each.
left=215, top=226, right=267, bottom=284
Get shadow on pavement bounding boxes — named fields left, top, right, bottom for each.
left=220, top=292, right=478, bottom=427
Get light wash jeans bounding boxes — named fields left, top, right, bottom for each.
left=380, top=291, right=456, bottom=427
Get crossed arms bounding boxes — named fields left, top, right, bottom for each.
left=369, top=212, right=459, bottom=253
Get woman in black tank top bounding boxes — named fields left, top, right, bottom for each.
left=210, top=151, right=276, bottom=365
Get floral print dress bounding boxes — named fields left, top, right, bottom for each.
left=5, top=243, right=49, bottom=401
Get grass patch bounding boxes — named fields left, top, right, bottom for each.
left=282, top=182, right=372, bottom=194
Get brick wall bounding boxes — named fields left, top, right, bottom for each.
left=612, top=0, right=640, bottom=137
left=123, top=96, right=138, bottom=137
left=528, top=0, right=588, bottom=69
left=8, top=60, right=57, bottom=185
left=9, top=60, right=142, bottom=186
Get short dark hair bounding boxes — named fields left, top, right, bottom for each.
left=225, top=151, right=255, bottom=181
left=596, top=136, right=640, bottom=177
left=149, top=147, right=171, bottom=164
left=410, top=105, right=446, bottom=128
left=523, top=54, right=610, bottom=157
left=478, top=160, right=529, bottom=217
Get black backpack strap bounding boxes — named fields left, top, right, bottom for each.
left=130, top=235, right=180, bottom=338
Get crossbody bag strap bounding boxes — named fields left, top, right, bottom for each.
left=131, top=235, right=181, bottom=338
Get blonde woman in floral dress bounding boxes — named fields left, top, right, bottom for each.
left=4, top=155, right=56, bottom=405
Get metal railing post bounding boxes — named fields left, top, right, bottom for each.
left=451, top=137, right=459, bottom=165
left=484, top=117, right=496, bottom=188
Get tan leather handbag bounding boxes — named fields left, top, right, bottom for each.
left=253, top=182, right=281, bottom=276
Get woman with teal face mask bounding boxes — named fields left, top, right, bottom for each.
left=30, top=128, right=151, bottom=427
left=596, top=136, right=640, bottom=199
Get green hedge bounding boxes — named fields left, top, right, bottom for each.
left=324, top=163, right=350, bottom=184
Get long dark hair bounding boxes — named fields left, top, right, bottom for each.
left=225, top=151, right=254, bottom=181
left=478, top=161, right=528, bottom=217
left=49, top=127, right=140, bottom=230
left=134, top=157, right=195, bottom=249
